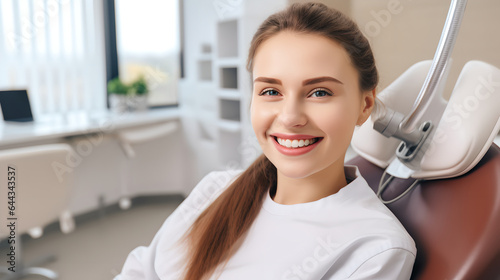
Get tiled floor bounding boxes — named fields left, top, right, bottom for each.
left=0, top=196, right=183, bottom=280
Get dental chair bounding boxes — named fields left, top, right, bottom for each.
left=348, top=144, right=500, bottom=279
left=0, top=144, right=75, bottom=280
left=349, top=0, right=500, bottom=279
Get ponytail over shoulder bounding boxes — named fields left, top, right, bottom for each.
left=184, top=155, right=276, bottom=280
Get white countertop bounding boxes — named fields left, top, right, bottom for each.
left=0, top=108, right=181, bottom=148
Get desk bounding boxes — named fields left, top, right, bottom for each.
left=0, top=108, right=181, bottom=148
left=0, top=107, right=186, bottom=216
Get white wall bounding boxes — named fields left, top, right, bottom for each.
left=351, top=0, right=500, bottom=99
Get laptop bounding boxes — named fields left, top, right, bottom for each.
left=0, top=90, right=34, bottom=122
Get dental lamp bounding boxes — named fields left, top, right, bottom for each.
left=374, top=0, right=467, bottom=171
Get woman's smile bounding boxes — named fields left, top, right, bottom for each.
left=269, top=133, right=324, bottom=156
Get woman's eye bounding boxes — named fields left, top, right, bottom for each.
left=259, top=89, right=280, bottom=96
left=310, top=89, right=332, bottom=98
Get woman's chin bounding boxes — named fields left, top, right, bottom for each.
left=274, top=164, right=320, bottom=180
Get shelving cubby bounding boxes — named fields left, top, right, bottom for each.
left=219, top=98, right=241, bottom=122
left=219, top=66, right=238, bottom=89
left=197, top=59, right=212, bottom=81
left=217, top=19, right=239, bottom=58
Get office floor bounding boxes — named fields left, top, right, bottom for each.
left=5, top=196, right=183, bottom=280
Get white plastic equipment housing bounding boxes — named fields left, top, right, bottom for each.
left=352, top=60, right=500, bottom=180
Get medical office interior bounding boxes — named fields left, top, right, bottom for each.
left=0, top=0, right=499, bottom=279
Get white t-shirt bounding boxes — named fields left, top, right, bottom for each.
left=116, top=166, right=416, bottom=280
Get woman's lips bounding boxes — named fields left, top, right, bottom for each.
left=270, top=134, right=323, bottom=156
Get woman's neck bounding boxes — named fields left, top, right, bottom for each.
left=272, top=161, right=348, bottom=205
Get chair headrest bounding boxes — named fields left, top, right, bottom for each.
left=352, top=60, right=500, bottom=180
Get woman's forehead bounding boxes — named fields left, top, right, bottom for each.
left=252, top=31, right=356, bottom=84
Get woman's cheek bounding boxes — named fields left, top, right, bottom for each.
left=314, top=104, right=355, bottom=136
left=251, top=101, right=273, bottom=136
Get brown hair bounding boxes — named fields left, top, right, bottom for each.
left=248, top=2, right=378, bottom=91
left=184, top=3, right=378, bottom=279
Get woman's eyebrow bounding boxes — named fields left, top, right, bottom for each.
left=253, top=77, right=282, bottom=85
left=303, top=76, right=343, bottom=85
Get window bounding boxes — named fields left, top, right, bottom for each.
left=0, top=0, right=181, bottom=116
left=114, top=0, right=180, bottom=107
left=0, top=0, right=106, bottom=115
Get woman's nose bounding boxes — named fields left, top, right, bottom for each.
left=278, top=97, right=307, bottom=128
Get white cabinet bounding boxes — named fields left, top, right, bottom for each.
left=215, top=18, right=243, bottom=169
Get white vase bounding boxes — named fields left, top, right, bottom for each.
left=127, top=95, right=148, bottom=111
left=109, top=94, right=128, bottom=113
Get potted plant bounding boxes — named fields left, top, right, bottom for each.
left=107, top=75, right=149, bottom=113
left=107, top=77, right=130, bottom=113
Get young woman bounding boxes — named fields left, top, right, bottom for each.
left=116, top=3, right=416, bottom=279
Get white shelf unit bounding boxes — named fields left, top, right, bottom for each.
left=214, top=18, right=243, bottom=168
left=193, top=45, right=218, bottom=143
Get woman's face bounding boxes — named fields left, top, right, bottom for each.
left=251, top=31, right=374, bottom=180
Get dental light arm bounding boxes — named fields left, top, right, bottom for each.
left=373, top=0, right=468, bottom=162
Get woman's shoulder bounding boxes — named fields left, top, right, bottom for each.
left=190, top=169, right=243, bottom=199
left=178, top=169, right=243, bottom=220
left=336, top=166, right=416, bottom=252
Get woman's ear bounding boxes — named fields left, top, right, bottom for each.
left=356, top=89, right=376, bottom=126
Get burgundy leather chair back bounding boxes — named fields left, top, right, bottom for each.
left=347, top=144, right=500, bottom=280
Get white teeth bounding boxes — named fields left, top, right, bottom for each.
left=276, top=137, right=318, bottom=149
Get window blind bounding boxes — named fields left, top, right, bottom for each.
left=0, top=0, right=106, bottom=116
